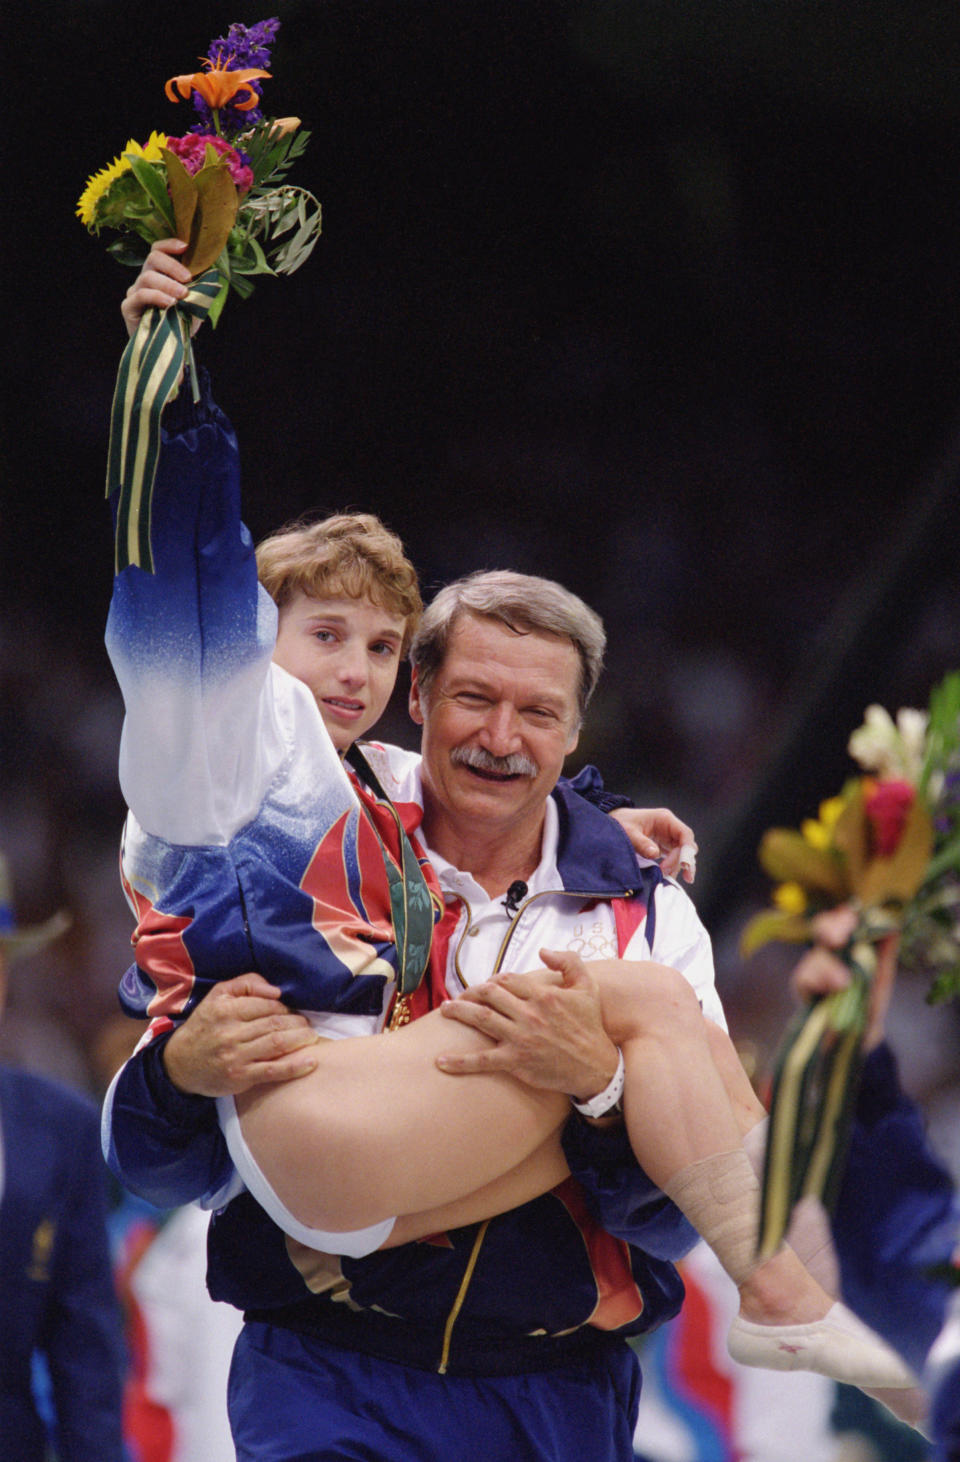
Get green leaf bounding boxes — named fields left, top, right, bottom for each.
left=125, top=154, right=175, bottom=234
left=107, top=237, right=150, bottom=268
left=243, top=121, right=313, bottom=193
left=921, top=672, right=960, bottom=795
left=920, top=826, right=960, bottom=887
left=926, top=962, right=960, bottom=1005
left=185, top=162, right=239, bottom=276
left=229, top=234, right=274, bottom=277
left=268, top=192, right=322, bottom=274
left=207, top=278, right=231, bottom=330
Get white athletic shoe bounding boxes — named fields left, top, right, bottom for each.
left=727, top=1301, right=918, bottom=1390
left=861, top=1384, right=930, bottom=1436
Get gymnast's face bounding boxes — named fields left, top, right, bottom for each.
left=273, top=591, right=407, bottom=752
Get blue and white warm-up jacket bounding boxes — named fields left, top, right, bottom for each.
left=102, top=375, right=707, bottom=1370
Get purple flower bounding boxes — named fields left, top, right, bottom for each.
left=191, top=18, right=281, bottom=134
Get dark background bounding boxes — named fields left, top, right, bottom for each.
left=4, top=0, right=960, bottom=1089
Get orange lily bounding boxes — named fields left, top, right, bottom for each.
left=165, top=54, right=271, bottom=112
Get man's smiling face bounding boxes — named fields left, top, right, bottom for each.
left=410, top=611, right=581, bottom=843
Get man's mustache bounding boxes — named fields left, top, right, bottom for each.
left=451, top=745, right=539, bottom=778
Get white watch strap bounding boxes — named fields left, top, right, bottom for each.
left=572, top=1048, right=625, bottom=1118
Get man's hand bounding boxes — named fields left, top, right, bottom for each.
left=121, top=238, right=193, bottom=337
left=610, top=807, right=697, bottom=883
left=791, top=905, right=899, bottom=1053
left=162, top=973, right=321, bottom=1096
left=435, top=948, right=620, bottom=1101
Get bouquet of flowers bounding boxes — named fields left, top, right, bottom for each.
left=77, top=17, right=320, bottom=325
left=741, top=671, right=960, bottom=1257
left=77, top=19, right=321, bottom=573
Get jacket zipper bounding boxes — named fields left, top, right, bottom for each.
left=436, top=881, right=635, bottom=1370
left=451, top=885, right=636, bottom=987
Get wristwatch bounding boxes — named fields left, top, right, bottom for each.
left=571, top=1048, right=625, bottom=1119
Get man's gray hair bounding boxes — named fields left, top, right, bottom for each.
left=410, top=570, right=606, bottom=718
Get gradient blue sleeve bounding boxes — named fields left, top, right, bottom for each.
left=105, top=372, right=280, bottom=847
left=832, top=1043, right=958, bottom=1375
left=103, top=1033, right=234, bottom=1209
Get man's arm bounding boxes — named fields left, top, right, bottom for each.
left=103, top=975, right=320, bottom=1208
left=434, top=954, right=698, bottom=1259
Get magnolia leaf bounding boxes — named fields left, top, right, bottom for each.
left=854, top=797, right=935, bottom=906
left=184, top=162, right=239, bottom=277
left=757, top=828, right=848, bottom=900
left=740, top=909, right=813, bottom=958
left=830, top=783, right=868, bottom=890
left=162, top=147, right=199, bottom=249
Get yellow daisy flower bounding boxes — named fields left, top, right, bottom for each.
left=801, top=795, right=846, bottom=850
left=76, top=131, right=168, bottom=228
left=773, top=881, right=807, bottom=916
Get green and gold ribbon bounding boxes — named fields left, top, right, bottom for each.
left=106, top=269, right=221, bottom=573
left=758, top=970, right=869, bottom=1260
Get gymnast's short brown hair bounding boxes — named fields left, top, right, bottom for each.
left=256, top=513, right=423, bottom=653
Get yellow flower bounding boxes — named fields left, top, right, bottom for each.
left=801, top=795, right=846, bottom=850
left=76, top=132, right=168, bottom=227
left=773, top=882, right=808, bottom=915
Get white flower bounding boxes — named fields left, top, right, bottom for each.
left=896, top=708, right=929, bottom=781
left=849, top=705, right=901, bottom=775
left=848, top=702, right=928, bottom=781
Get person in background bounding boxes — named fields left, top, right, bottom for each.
left=0, top=849, right=126, bottom=1462
left=91, top=1015, right=242, bottom=1462
left=793, top=912, right=960, bottom=1462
